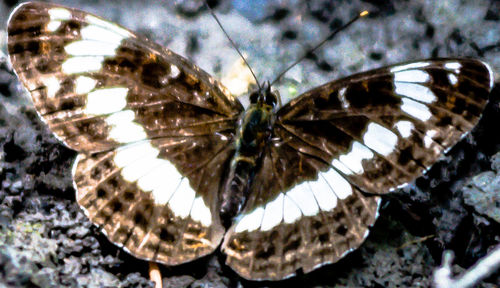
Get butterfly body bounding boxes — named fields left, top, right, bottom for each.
left=7, top=2, right=494, bottom=281
left=221, top=83, right=277, bottom=221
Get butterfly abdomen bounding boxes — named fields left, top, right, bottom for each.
left=220, top=103, right=274, bottom=223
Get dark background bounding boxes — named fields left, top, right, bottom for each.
left=0, top=0, right=498, bottom=287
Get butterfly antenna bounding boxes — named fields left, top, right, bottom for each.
left=270, top=10, right=369, bottom=86
left=204, top=1, right=261, bottom=90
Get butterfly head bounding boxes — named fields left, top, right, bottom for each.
left=249, top=81, right=278, bottom=110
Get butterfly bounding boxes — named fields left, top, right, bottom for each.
left=7, top=1, right=494, bottom=281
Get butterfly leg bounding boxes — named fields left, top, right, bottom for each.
left=149, top=262, right=162, bottom=288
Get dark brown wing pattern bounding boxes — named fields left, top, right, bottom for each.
left=8, top=2, right=243, bottom=265
left=223, top=59, right=493, bottom=280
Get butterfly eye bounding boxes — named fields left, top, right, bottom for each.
left=265, top=93, right=277, bottom=106
left=249, top=92, right=259, bottom=103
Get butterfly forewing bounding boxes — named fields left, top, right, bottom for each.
left=222, top=59, right=493, bottom=280
left=8, top=2, right=242, bottom=152
left=8, top=2, right=244, bottom=265
left=278, top=59, right=492, bottom=194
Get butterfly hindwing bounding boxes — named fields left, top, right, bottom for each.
left=223, top=143, right=380, bottom=280
left=8, top=2, right=243, bottom=264
left=222, top=59, right=493, bottom=280
left=74, top=138, right=233, bottom=264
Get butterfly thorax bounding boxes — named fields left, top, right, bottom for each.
left=220, top=84, right=278, bottom=225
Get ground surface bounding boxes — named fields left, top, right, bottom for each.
left=0, top=0, right=499, bottom=287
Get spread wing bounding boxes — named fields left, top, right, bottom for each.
left=8, top=2, right=244, bottom=265
left=222, top=59, right=493, bottom=280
